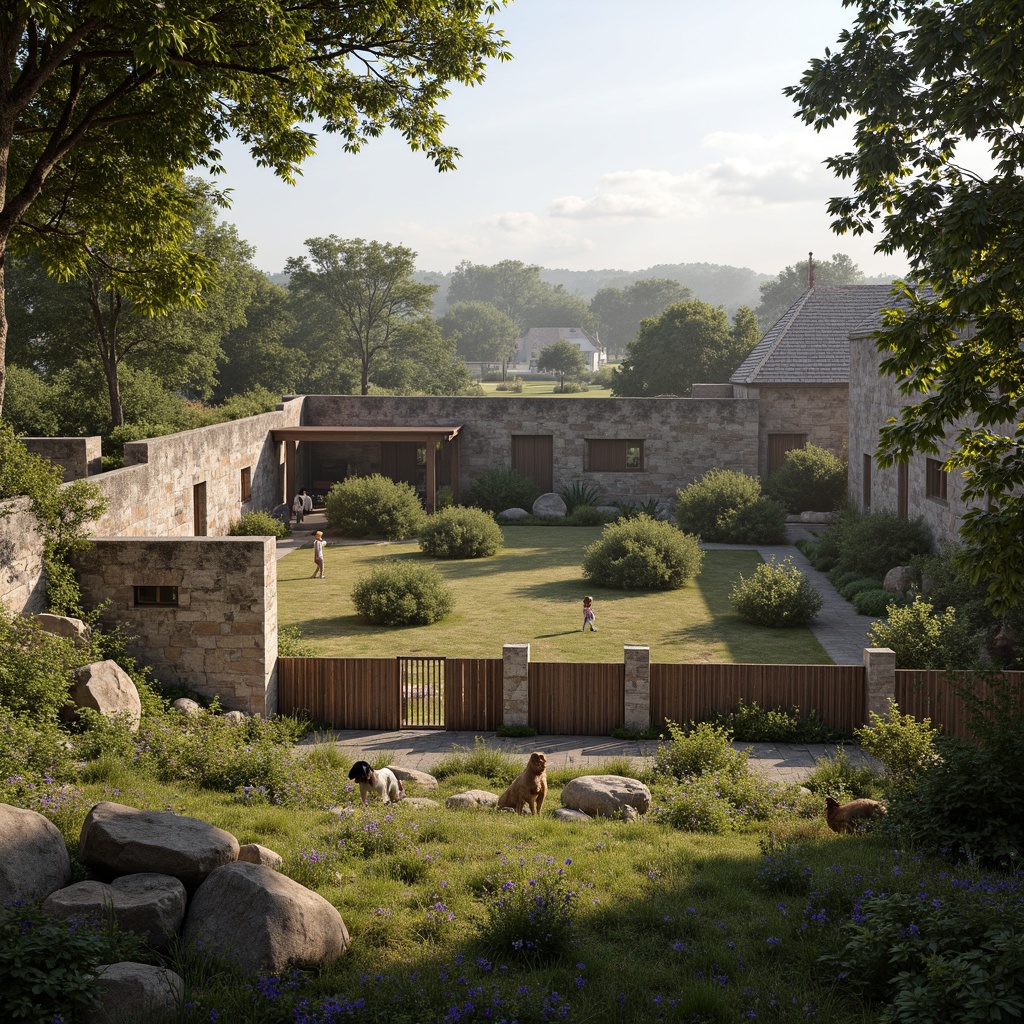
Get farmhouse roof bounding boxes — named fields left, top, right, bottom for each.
left=730, top=285, right=894, bottom=386
left=520, top=326, right=603, bottom=352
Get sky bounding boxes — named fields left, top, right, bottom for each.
left=210, top=0, right=907, bottom=281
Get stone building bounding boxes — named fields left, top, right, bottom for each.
left=514, top=327, right=605, bottom=372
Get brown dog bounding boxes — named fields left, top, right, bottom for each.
left=825, top=796, right=886, bottom=833
left=497, top=751, right=548, bottom=815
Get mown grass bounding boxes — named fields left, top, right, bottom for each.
left=477, top=380, right=615, bottom=398
left=276, top=526, right=832, bottom=663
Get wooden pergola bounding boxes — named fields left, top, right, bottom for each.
left=270, top=425, right=463, bottom=513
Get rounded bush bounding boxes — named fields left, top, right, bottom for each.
left=581, top=514, right=703, bottom=590
left=729, top=557, right=823, bottom=627
left=352, top=560, right=454, bottom=625
left=764, top=444, right=847, bottom=513
left=567, top=505, right=606, bottom=526
left=325, top=474, right=425, bottom=540
left=853, top=588, right=894, bottom=617
left=867, top=596, right=979, bottom=668
left=841, top=577, right=885, bottom=601
left=675, top=469, right=786, bottom=543
left=418, top=506, right=503, bottom=559
left=228, top=510, right=290, bottom=539
left=836, top=510, right=933, bottom=580
left=468, top=469, right=540, bottom=514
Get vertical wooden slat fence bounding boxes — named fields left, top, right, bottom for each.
left=278, top=657, right=401, bottom=730
left=894, top=670, right=1024, bottom=742
left=399, top=656, right=445, bottom=729
left=529, top=662, right=625, bottom=734
left=650, top=663, right=865, bottom=734
left=445, top=658, right=504, bottom=731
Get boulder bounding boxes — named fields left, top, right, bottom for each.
left=552, top=808, right=592, bottom=822
left=78, top=802, right=239, bottom=890
left=532, top=492, right=567, bottom=517
left=0, top=803, right=71, bottom=905
left=182, top=861, right=349, bottom=973
left=238, top=843, right=283, bottom=869
left=222, top=710, right=247, bottom=726
left=171, top=697, right=202, bottom=718
left=43, top=873, right=186, bottom=950
left=33, top=612, right=91, bottom=645
left=69, top=661, right=142, bottom=732
left=445, top=789, right=499, bottom=810
left=498, top=507, right=530, bottom=519
left=883, top=565, right=914, bottom=597
left=82, top=962, right=183, bottom=1024
left=387, top=766, right=438, bottom=791
left=560, top=775, right=652, bottom=818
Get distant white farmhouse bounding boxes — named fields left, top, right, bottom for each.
left=515, top=327, right=606, bottom=373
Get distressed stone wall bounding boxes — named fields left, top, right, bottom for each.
left=73, top=538, right=278, bottom=715
left=848, top=333, right=965, bottom=546
left=299, top=395, right=760, bottom=503
left=22, top=437, right=102, bottom=480
left=0, top=500, right=46, bottom=614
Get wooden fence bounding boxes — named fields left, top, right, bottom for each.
left=894, top=669, right=1024, bottom=741
left=650, top=663, right=866, bottom=735
left=279, top=657, right=401, bottom=730
left=529, top=661, right=625, bottom=734
left=445, top=658, right=503, bottom=731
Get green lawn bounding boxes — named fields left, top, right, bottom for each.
left=477, top=379, right=614, bottom=397
left=277, top=525, right=831, bottom=663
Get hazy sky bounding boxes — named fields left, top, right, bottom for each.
left=210, top=1, right=906, bottom=280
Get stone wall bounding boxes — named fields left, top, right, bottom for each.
left=848, top=333, right=965, bottom=546
left=0, top=500, right=46, bottom=614
left=299, top=395, right=760, bottom=502
left=73, top=538, right=278, bottom=716
left=22, top=437, right=103, bottom=481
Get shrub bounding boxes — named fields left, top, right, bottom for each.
left=840, top=576, right=884, bottom=600
left=855, top=699, right=940, bottom=795
left=566, top=505, right=606, bottom=526
left=581, top=515, right=703, bottom=590
left=613, top=497, right=663, bottom=520
left=729, top=557, right=823, bottom=627
left=763, top=443, right=847, bottom=513
left=652, top=720, right=746, bottom=782
left=675, top=469, right=786, bottom=543
left=589, top=364, right=615, bottom=388
left=325, top=474, right=425, bottom=540
left=432, top=736, right=521, bottom=785
left=418, top=505, right=503, bottom=559
left=277, top=624, right=319, bottom=657
left=0, top=609, right=80, bottom=721
left=558, top=480, right=602, bottom=513
left=837, top=509, right=933, bottom=580
left=867, top=596, right=980, bottom=668
left=351, top=560, right=454, bottom=625
left=229, top=509, right=291, bottom=539
left=803, top=746, right=884, bottom=800
left=853, top=588, right=894, bottom=617
left=469, top=468, right=540, bottom=514
left=495, top=375, right=524, bottom=392
left=713, top=699, right=847, bottom=744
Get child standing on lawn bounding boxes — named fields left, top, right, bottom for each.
left=582, top=595, right=597, bottom=632
left=312, top=531, right=325, bottom=578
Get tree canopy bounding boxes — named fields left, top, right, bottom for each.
left=611, top=301, right=759, bottom=397
left=438, top=301, right=520, bottom=365
left=0, top=1, right=512, bottom=416
left=787, top=0, right=1024, bottom=613
left=537, top=340, right=586, bottom=388
left=589, top=278, right=692, bottom=357
left=754, top=253, right=865, bottom=329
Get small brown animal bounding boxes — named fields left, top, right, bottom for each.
left=825, top=796, right=886, bottom=833
left=497, top=751, right=548, bottom=815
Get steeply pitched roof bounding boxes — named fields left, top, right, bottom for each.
left=730, top=285, right=893, bottom=386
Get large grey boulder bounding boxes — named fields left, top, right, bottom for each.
left=33, top=612, right=92, bottom=645
left=560, top=775, right=652, bottom=818
left=445, top=789, right=499, bottom=809
left=0, top=803, right=71, bottom=905
left=387, top=766, right=438, bottom=791
left=82, top=962, right=184, bottom=1024
left=183, top=861, right=349, bottom=973
left=43, top=873, right=186, bottom=950
left=69, top=661, right=142, bottom=732
left=171, top=697, right=202, bottom=718
left=884, top=565, right=914, bottom=598
left=78, top=802, right=239, bottom=890
left=498, top=507, right=530, bottom=519
left=532, top=493, right=567, bottom=517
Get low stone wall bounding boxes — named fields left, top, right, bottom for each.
left=22, top=436, right=103, bottom=481
left=73, top=538, right=278, bottom=716
left=0, top=499, right=46, bottom=614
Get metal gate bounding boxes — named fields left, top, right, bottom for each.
left=399, top=657, right=445, bottom=728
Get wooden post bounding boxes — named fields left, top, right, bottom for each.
left=425, top=437, right=437, bottom=513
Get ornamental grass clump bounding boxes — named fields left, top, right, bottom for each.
left=325, top=473, right=425, bottom=539
left=729, top=557, right=823, bottom=627
left=418, top=505, right=503, bottom=559
left=581, top=514, right=703, bottom=590
left=352, top=560, right=454, bottom=625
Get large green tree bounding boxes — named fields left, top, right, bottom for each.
left=0, top=1, right=511, bottom=417
left=438, top=301, right=520, bottom=365
left=285, top=237, right=437, bottom=395
left=788, top=0, right=1024, bottom=613
left=611, top=301, right=760, bottom=397
left=589, top=278, right=692, bottom=357
left=755, top=253, right=865, bottom=329
left=536, top=339, right=585, bottom=389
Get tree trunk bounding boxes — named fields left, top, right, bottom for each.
left=0, top=252, right=7, bottom=419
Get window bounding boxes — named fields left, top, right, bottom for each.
left=134, top=585, right=179, bottom=607
left=862, top=454, right=871, bottom=508
left=240, top=466, right=252, bottom=502
left=586, top=439, right=644, bottom=472
left=926, top=458, right=948, bottom=501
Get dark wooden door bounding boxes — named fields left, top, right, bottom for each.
left=512, top=435, right=553, bottom=493
left=766, top=433, right=807, bottom=476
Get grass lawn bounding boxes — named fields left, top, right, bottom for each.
left=477, top=379, right=614, bottom=398
left=277, top=525, right=831, bottom=663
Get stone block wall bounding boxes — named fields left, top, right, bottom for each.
left=300, top=395, right=760, bottom=503
left=22, top=437, right=103, bottom=480
left=0, top=500, right=46, bottom=614
left=73, top=538, right=278, bottom=716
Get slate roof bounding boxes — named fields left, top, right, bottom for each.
left=730, top=285, right=894, bottom=386
left=520, top=326, right=603, bottom=352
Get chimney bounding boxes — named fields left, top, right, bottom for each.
left=808, top=252, right=815, bottom=289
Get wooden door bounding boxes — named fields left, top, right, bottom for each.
left=512, top=435, right=553, bottom=493
left=766, top=433, right=807, bottom=476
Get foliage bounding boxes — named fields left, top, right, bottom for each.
left=911, top=545, right=992, bottom=635
left=855, top=699, right=940, bottom=796
left=468, top=468, right=540, bottom=514
left=438, top=301, right=520, bottom=365
left=325, top=474, right=425, bottom=540
left=566, top=505, right=606, bottom=526
left=755, top=253, right=866, bottom=328
left=229, top=510, right=291, bottom=539
left=840, top=577, right=883, bottom=600
left=852, top=588, right=894, bottom=618
left=763, top=443, right=848, bottom=514
left=494, top=375, right=523, bottom=392
left=351, top=560, right=454, bottom=626
left=277, top=625, right=319, bottom=658
left=867, top=597, right=980, bottom=669
left=588, top=277, right=691, bottom=357
left=588, top=363, right=616, bottom=387
left=611, top=300, right=759, bottom=397
left=555, top=380, right=587, bottom=393
left=803, top=746, right=883, bottom=801
left=432, top=736, right=522, bottom=785
left=536, top=339, right=585, bottom=386
left=558, top=480, right=602, bottom=513
left=0, top=706, right=77, bottom=803
left=418, top=505, right=503, bottom=559
left=652, top=720, right=746, bottom=783
left=755, top=834, right=814, bottom=895
left=809, top=509, right=933, bottom=580
left=674, top=468, right=786, bottom=543
left=713, top=699, right=847, bottom=744
left=612, top=497, right=663, bottom=520
left=0, top=608, right=80, bottom=721
left=729, top=557, right=823, bottom=627
left=581, top=515, right=703, bottom=590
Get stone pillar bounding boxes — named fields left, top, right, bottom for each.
left=863, top=647, right=896, bottom=723
left=624, top=645, right=651, bottom=731
left=502, top=643, right=530, bottom=727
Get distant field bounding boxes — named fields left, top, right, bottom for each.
left=477, top=379, right=613, bottom=398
